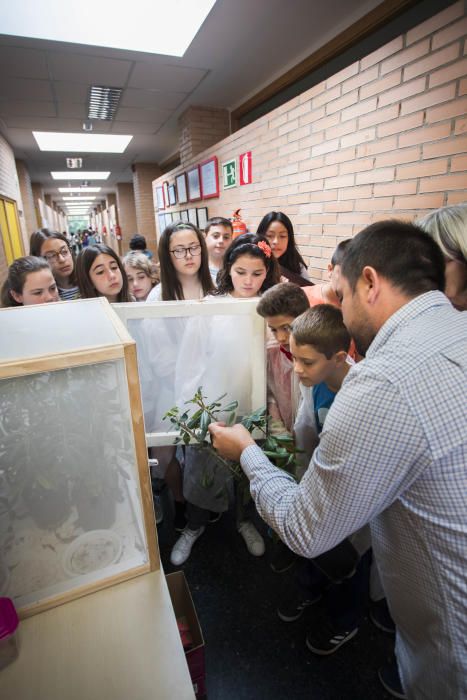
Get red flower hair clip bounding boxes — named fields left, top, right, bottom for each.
left=257, top=240, right=272, bottom=258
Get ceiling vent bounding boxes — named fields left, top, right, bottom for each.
left=88, top=86, right=122, bottom=120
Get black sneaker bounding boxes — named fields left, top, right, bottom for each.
left=174, top=501, right=187, bottom=532
left=378, top=661, right=407, bottom=699
left=277, top=590, right=321, bottom=622
left=270, top=540, right=297, bottom=574
left=305, top=616, right=358, bottom=655
left=370, top=598, right=395, bottom=634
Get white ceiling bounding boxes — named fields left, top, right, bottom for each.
left=0, top=0, right=383, bottom=205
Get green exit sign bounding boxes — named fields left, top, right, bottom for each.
left=222, top=158, right=237, bottom=189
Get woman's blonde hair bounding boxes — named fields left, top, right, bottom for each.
left=122, top=251, right=160, bottom=285
left=417, top=204, right=467, bottom=263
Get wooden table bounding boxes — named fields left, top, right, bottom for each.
left=0, top=570, right=196, bottom=700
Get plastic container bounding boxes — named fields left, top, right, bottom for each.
left=0, top=597, right=19, bottom=670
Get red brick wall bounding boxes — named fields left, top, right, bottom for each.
left=154, top=2, right=467, bottom=282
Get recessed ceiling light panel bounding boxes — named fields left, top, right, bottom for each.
left=58, top=187, right=101, bottom=193
left=1, top=0, right=216, bottom=57
left=35, top=132, right=132, bottom=153
left=51, top=172, right=110, bottom=180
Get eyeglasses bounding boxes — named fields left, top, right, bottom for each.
left=43, top=246, right=71, bottom=262
left=170, top=244, right=202, bottom=259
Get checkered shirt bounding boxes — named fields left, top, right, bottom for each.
left=241, top=291, right=467, bottom=699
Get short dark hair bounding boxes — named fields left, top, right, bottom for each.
left=205, top=217, right=233, bottom=235
left=129, top=234, right=147, bottom=251
left=331, top=239, right=352, bottom=267
left=158, top=222, right=214, bottom=300
left=292, top=305, right=351, bottom=359
left=256, top=211, right=307, bottom=275
left=256, top=282, right=309, bottom=318
left=215, top=233, right=281, bottom=295
left=76, top=244, right=131, bottom=302
left=1, top=256, right=51, bottom=307
left=341, top=220, right=445, bottom=296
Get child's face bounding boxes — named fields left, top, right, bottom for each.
left=169, top=230, right=202, bottom=278
left=265, top=314, right=295, bottom=350
left=290, top=336, right=337, bottom=387
left=205, top=225, right=232, bottom=264
left=265, top=221, right=288, bottom=260
left=41, top=238, right=74, bottom=282
left=125, top=266, right=152, bottom=301
left=230, top=254, right=267, bottom=298
left=12, top=269, right=59, bottom=305
left=89, top=253, right=123, bottom=301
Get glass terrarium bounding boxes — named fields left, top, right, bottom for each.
left=0, top=299, right=158, bottom=617
left=112, top=297, right=266, bottom=446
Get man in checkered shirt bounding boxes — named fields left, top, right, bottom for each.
left=210, top=220, right=467, bottom=699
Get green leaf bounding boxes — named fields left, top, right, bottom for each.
left=227, top=411, right=236, bottom=426
left=223, top=401, right=238, bottom=412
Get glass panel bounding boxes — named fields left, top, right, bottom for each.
left=0, top=299, right=122, bottom=362
left=0, top=359, right=147, bottom=609
left=128, top=311, right=261, bottom=434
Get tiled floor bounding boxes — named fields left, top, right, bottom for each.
left=158, top=492, right=395, bottom=700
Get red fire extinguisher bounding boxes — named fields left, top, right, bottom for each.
left=115, top=224, right=122, bottom=241
left=232, top=209, right=247, bottom=239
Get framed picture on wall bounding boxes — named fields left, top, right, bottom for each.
left=168, top=183, right=176, bottom=206
left=197, top=207, right=208, bottom=230
left=163, top=181, right=170, bottom=207
left=166, top=212, right=174, bottom=224
left=158, top=213, right=165, bottom=232
left=200, top=156, right=219, bottom=199
left=188, top=208, right=197, bottom=225
left=156, top=186, right=165, bottom=210
left=187, top=166, right=201, bottom=201
left=176, top=173, right=188, bottom=204
left=180, top=210, right=189, bottom=223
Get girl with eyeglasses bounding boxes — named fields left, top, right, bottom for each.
left=30, top=229, right=80, bottom=300
left=1, top=256, right=59, bottom=307
left=143, top=223, right=213, bottom=532
left=147, top=222, right=214, bottom=301
left=170, top=234, right=281, bottom=566
left=76, top=244, right=132, bottom=303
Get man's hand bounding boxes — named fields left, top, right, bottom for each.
left=208, top=423, right=255, bottom=461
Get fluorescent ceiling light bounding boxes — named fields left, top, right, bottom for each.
left=58, top=187, right=101, bottom=193
left=2, top=0, right=216, bottom=57
left=62, top=196, right=97, bottom=201
left=51, top=172, right=110, bottom=180
left=34, top=132, right=132, bottom=153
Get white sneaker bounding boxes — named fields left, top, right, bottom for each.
left=170, top=527, right=205, bottom=566
left=238, top=521, right=265, bottom=556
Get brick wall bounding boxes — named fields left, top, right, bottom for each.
left=154, top=2, right=467, bottom=282
left=132, top=163, right=161, bottom=255
left=116, top=182, right=138, bottom=252
left=179, top=106, right=230, bottom=167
